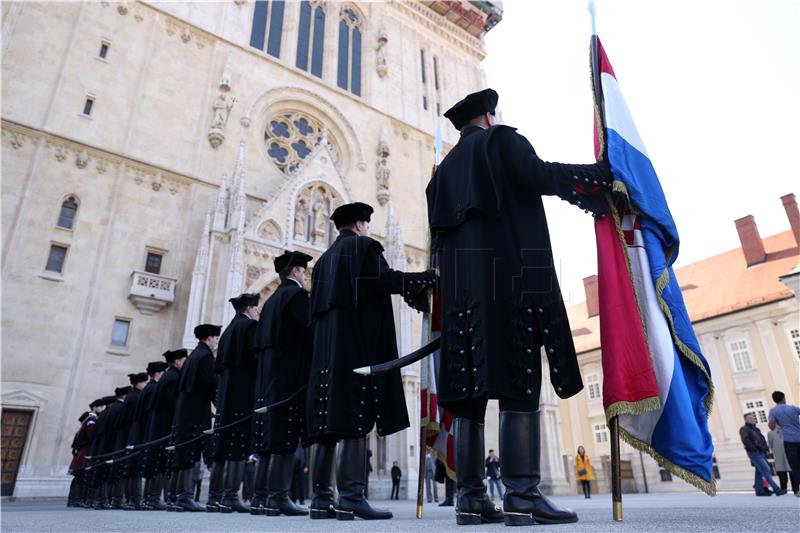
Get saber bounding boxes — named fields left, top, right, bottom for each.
left=85, top=434, right=172, bottom=460
left=253, top=385, right=308, bottom=414
left=353, top=337, right=440, bottom=376
left=104, top=449, right=142, bottom=465
left=202, top=412, right=256, bottom=435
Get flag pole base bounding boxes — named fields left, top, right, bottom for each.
left=613, top=501, right=623, bottom=521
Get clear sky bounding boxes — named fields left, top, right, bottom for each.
left=483, top=0, right=800, bottom=305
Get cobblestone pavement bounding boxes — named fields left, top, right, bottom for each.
left=2, top=492, right=799, bottom=532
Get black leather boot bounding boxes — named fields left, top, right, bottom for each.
left=220, top=460, right=250, bottom=513
left=176, top=468, right=206, bottom=512
left=145, top=475, right=166, bottom=511
left=453, top=418, right=503, bottom=525
left=335, top=438, right=391, bottom=520
left=439, top=477, right=455, bottom=506
left=265, top=453, right=309, bottom=516
left=249, top=456, right=269, bottom=515
left=165, top=472, right=180, bottom=511
left=309, top=442, right=336, bottom=519
left=500, top=411, right=577, bottom=526
left=127, top=477, right=144, bottom=509
left=206, top=462, right=225, bottom=512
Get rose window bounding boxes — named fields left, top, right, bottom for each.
left=264, top=111, right=339, bottom=174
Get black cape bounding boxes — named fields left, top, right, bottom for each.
left=426, top=125, right=610, bottom=405
left=253, top=279, right=312, bottom=454
left=307, top=230, right=431, bottom=439
left=172, top=342, right=217, bottom=469
left=211, top=313, right=258, bottom=461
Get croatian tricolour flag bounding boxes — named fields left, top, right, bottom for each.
left=590, top=32, right=716, bottom=494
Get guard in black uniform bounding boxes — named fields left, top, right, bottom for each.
left=103, top=386, right=131, bottom=509
left=87, top=395, right=117, bottom=508
left=115, top=373, right=148, bottom=509
left=307, top=202, right=435, bottom=521
left=172, top=323, right=222, bottom=512
left=427, top=88, right=611, bottom=526
left=67, top=399, right=104, bottom=507
left=142, top=349, right=187, bottom=511
left=127, top=361, right=167, bottom=509
left=253, top=251, right=313, bottom=517
left=212, top=293, right=259, bottom=513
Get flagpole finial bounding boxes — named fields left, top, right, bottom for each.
left=588, top=0, right=597, bottom=35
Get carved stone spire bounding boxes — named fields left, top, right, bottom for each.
left=223, top=141, right=247, bottom=325
left=212, top=174, right=228, bottom=232
left=376, top=126, right=391, bottom=206
left=182, top=211, right=212, bottom=348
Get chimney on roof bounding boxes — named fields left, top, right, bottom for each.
left=734, top=215, right=767, bottom=267
left=780, top=193, right=800, bottom=248
left=583, top=275, right=599, bottom=318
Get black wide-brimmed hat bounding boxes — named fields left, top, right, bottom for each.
left=128, top=372, right=148, bottom=385
left=194, top=324, right=222, bottom=340
left=146, top=361, right=168, bottom=375
left=163, top=348, right=188, bottom=363
left=113, top=386, right=131, bottom=397
left=330, top=202, right=373, bottom=229
left=229, top=293, right=261, bottom=311
left=274, top=250, right=313, bottom=273
left=444, top=88, right=498, bottom=130
left=89, top=398, right=105, bottom=408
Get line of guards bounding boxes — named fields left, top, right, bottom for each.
left=66, top=202, right=436, bottom=521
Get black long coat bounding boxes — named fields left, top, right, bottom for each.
left=88, top=401, right=123, bottom=485
left=212, top=313, right=258, bottom=461
left=127, top=379, right=157, bottom=478
left=111, top=388, right=141, bottom=479
left=253, top=279, right=312, bottom=454
left=307, top=230, right=423, bottom=439
left=426, top=125, right=610, bottom=405
left=173, top=342, right=217, bottom=469
left=142, top=366, right=180, bottom=477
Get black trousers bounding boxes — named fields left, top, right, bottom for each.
left=391, top=480, right=400, bottom=500
left=581, top=480, right=591, bottom=498
left=447, top=393, right=541, bottom=423
left=784, top=441, right=800, bottom=493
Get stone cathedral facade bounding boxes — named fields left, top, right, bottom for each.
left=0, top=1, right=503, bottom=497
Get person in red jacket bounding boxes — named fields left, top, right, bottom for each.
left=67, top=398, right=105, bottom=507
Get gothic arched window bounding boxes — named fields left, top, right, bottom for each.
left=250, top=0, right=285, bottom=58
left=337, top=6, right=362, bottom=96
left=264, top=111, right=339, bottom=174
left=57, top=195, right=79, bottom=229
left=296, top=1, right=325, bottom=78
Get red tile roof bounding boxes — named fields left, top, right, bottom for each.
left=567, top=230, right=799, bottom=354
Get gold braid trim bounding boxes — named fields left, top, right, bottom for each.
left=426, top=442, right=456, bottom=482
left=618, top=426, right=717, bottom=496
left=652, top=247, right=715, bottom=415
left=589, top=44, right=606, bottom=162
left=605, top=397, right=661, bottom=421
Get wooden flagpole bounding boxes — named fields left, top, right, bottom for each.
left=610, top=416, right=623, bottom=521
left=416, top=426, right=427, bottom=518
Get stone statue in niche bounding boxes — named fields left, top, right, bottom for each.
left=208, top=57, right=236, bottom=149
left=294, top=199, right=308, bottom=240
left=375, top=129, right=390, bottom=205
left=311, top=194, right=328, bottom=245
left=211, top=93, right=235, bottom=130
left=375, top=29, right=388, bottom=78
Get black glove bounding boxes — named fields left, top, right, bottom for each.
left=401, top=270, right=436, bottom=313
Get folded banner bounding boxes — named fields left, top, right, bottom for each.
left=591, top=33, right=716, bottom=495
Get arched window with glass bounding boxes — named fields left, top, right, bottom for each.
left=250, top=0, right=285, bottom=58
left=56, top=195, right=79, bottom=230
left=337, top=6, right=363, bottom=96
left=296, top=1, right=325, bottom=78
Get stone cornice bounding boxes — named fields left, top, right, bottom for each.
left=392, top=0, right=487, bottom=60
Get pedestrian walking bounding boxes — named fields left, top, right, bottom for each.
left=425, top=452, right=439, bottom=503
left=485, top=449, right=502, bottom=500
left=768, top=427, right=791, bottom=492
left=768, top=390, right=800, bottom=496
left=575, top=446, right=594, bottom=498
left=390, top=461, right=402, bottom=500
left=739, top=412, right=786, bottom=496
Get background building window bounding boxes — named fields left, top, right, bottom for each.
left=45, top=244, right=68, bottom=273
left=57, top=196, right=78, bottom=229
left=728, top=338, right=753, bottom=372
left=111, top=319, right=130, bottom=347
left=659, top=468, right=673, bottom=482
left=593, top=423, right=608, bottom=444
left=264, top=111, right=340, bottom=174
left=586, top=373, right=601, bottom=400
left=98, top=41, right=109, bottom=59
left=420, top=49, right=428, bottom=110
left=82, top=97, right=94, bottom=116
left=337, top=7, right=362, bottom=96
left=145, top=252, right=163, bottom=275
left=250, top=1, right=285, bottom=58
left=743, top=399, right=768, bottom=423
left=789, top=328, right=800, bottom=359
left=296, top=1, right=325, bottom=78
